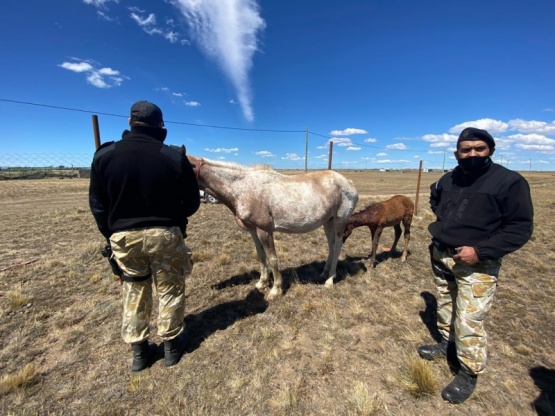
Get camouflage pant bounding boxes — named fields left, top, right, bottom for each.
left=109, top=226, right=193, bottom=344
left=430, top=244, right=500, bottom=374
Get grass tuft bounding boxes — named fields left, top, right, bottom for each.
left=6, top=285, right=33, bottom=310
left=0, top=364, right=40, bottom=394
left=398, top=355, right=438, bottom=397
left=346, top=382, right=387, bottom=415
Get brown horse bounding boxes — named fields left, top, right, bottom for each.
left=188, top=155, right=359, bottom=299
left=342, top=195, right=414, bottom=267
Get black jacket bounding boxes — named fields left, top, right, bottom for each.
left=89, top=127, right=200, bottom=239
left=428, top=161, right=533, bottom=260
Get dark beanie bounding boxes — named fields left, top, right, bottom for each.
left=457, top=127, right=495, bottom=149
left=130, top=101, right=164, bottom=127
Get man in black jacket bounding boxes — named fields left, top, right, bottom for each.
left=418, top=127, right=534, bottom=403
left=89, top=100, right=200, bottom=372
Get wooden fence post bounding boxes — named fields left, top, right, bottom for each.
left=328, top=141, right=333, bottom=170
left=414, top=160, right=423, bottom=215
left=92, top=115, right=101, bottom=150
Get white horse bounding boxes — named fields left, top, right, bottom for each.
left=188, top=155, right=359, bottom=299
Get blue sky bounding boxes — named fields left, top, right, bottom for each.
left=1, top=0, right=555, bottom=170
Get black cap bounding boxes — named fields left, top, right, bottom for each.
left=457, top=127, right=495, bottom=149
left=130, top=101, right=164, bottom=127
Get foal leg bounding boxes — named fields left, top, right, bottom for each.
left=256, top=229, right=283, bottom=299
left=250, top=230, right=270, bottom=290
left=391, top=223, right=402, bottom=253
left=370, top=227, right=383, bottom=268
left=401, top=221, right=411, bottom=262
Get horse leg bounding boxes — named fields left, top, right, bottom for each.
left=320, top=220, right=335, bottom=283
left=249, top=230, right=270, bottom=290
left=391, top=223, right=402, bottom=254
left=368, top=227, right=376, bottom=259
left=370, top=227, right=383, bottom=268
left=401, top=221, right=411, bottom=262
left=256, top=228, right=283, bottom=299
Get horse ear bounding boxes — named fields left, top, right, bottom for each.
left=181, top=144, right=187, bottom=155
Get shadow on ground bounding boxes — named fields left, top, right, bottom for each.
left=530, top=366, right=555, bottom=416
left=183, top=289, right=268, bottom=353
left=211, top=257, right=368, bottom=293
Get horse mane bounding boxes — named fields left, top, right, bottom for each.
left=202, top=158, right=273, bottom=171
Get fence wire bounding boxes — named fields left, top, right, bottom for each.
left=0, top=153, right=346, bottom=179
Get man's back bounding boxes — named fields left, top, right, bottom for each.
left=90, top=129, right=199, bottom=238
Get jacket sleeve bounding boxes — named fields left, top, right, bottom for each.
left=89, top=161, right=111, bottom=240
left=475, top=178, right=534, bottom=260
left=429, top=181, right=441, bottom=214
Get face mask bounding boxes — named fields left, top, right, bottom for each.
left=457, top=156, right=490, bottom=172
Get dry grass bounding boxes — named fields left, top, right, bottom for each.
left=0, top=364, right=39, bottom=394
left=0, top=171, right=554, bottom=415
left=398, top=354, right=438, bottom=397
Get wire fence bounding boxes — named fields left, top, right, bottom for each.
left=0, top=152, right=369, bottom=180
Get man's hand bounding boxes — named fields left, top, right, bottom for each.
left=453, top=246, right=480, bottom=266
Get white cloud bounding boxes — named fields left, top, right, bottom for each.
left=377, top=159, right=411, bottom=164
left=515, top=144, right=555, bottom=152
left=376, top=152, right=387, bottom=156
left=282, top=153, right=303, bottom=161
left=59, top=61, right=93, bottom=73
left=204, top=147, right=239, bottom=153
left=329, top=128, right=367, bottom=136
left=172, top=0, right=265, bottom=122
left=83, top=0, right=119, bottom=7
left=330, top=138, right=353, bottom=147
left=508, top=119, right=555, bottom=135
left=59, top=59, right=127, bottom=89
left=422, top=133, right=457, bottom=147
left=506, top=134, right=555, bottom=145
left=386, top=143, right=407, bottom=150
left=130, top=12, right=156, bottom=26
left=185, top=101, right=201, bottom=107
left=255, top=151, right=275, bottom=158
left=129, top=9, right=188, bottom=44
left=449, top=118, right=509, bottom=134
left=364, top=137, right=377, bottom=143
left=346, top=146, right=361, bottom=151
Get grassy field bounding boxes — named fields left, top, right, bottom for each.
left=0, top=171, right=553, bottom=415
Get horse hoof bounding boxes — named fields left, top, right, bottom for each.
left=255, top=281, right=268, bottom=290
left=324, top=277, right=335, bottom=287
left=266, top=288, right=283, bottom=300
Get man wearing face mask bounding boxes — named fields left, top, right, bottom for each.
left=417, top=127, right=533, bottom=404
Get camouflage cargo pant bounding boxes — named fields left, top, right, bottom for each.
left=109, top=226, right=193, bottom=344
left=430, top=244, right=500, bottom=375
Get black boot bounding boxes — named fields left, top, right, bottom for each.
left=164, top=332, right=187, bottom=367
left=441, top=369, right=478, bottom=404
left=131, top=340, right=153, bottom=372
left=417, top=338, right=450, bottom=360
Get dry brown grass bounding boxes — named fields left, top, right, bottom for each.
left=0, top=171, right=554, bottom=415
